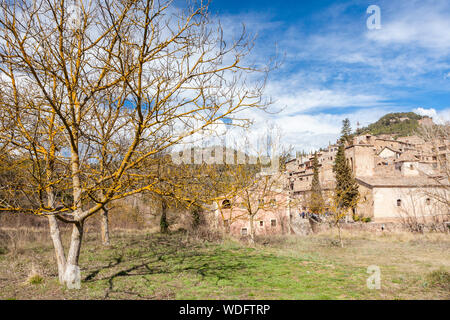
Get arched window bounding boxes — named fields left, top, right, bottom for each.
left=397, top=199, right=402, bottom=207
left=222, top=199, right=231, bottom=209
left=426, top=198, right=431, bottom=205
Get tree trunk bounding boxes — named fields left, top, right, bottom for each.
left=160, top=199, right=168, bottom=233
left=47, top=215, right=66, bottom=284
left=191, top=206, right=201, bottom=229
left=101, top=208, right=110, bottom=246
left=63, top=221, right=84, bottom=289
left=45, top=178, right=66, bottom=284
left=63, top=142, right=84, bottom=289
left=249, top=215, right=255, bottom=244
left=338, top=224, right=344, bottom=248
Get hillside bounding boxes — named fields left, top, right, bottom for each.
left=355, top=112, right=425, bottom=137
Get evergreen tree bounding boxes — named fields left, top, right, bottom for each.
left=308, top=152, right=325, bottom=214
left=333, top=144, right=359, bottom=209
left=341, top=118, right=352, bottom=143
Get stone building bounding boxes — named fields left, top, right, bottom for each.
left=214, top=124, right=449, bottom=237
left=286, top=131, right=449, bottom=222
left=355, top=176, right=448, bottom=222
left=213, top=172, right=291, bottom=238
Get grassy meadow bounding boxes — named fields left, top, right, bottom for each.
left=0, top=229, right=449, bottom=300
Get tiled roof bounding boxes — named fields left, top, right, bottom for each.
left=396, top=151, right=420, bottom=162
left=356, top=176, right=448, bottom=187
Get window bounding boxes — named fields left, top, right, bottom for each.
left=222, top=199, right=231, bottom=209
left=224, top=219, right=230, bottom=228
left=397, top=199, right=402, bottom=207
left=258, top=199, right=264, bottom=207
left=241, top=228, right=248, bottom=236
left=426, top=198, right=431, bottom=205
left=259, top=221, right=264, bottom=227
left=270, top=219, right=277, bottom=227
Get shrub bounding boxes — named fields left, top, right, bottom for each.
left=426, top=269, right=450, bottom=291
left=26, top=273, right=44, bottom=285
left=0, top=247, right=7, bottom=255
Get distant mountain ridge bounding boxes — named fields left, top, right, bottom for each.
left=355, top=112, right=429, bottom=138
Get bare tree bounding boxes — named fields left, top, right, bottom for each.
left=0, top=0, right=272, bottom=287
left=416, top=122, right=450, bottom=208
left=323, top=187, right=363, bottom=247
left=397, top=188, right=449, bottom=233
left=215, top=162, right=288, bottom=244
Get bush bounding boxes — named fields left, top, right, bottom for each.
left=26, top=273, right=44, bottom=285
left=362, top=217, right=371, bottom=223
left=255, top=235, right=288, bottom=246
left=426, top=269, right=450, bottom=291
left=0, top=246, right=8, bottom=255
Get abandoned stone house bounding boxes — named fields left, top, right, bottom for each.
left=213, top=173, right=291, bottom=238
left=215, top=194, right=290, bottom=238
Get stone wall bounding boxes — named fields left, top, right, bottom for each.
left=290, top=213, right=312, bottom=235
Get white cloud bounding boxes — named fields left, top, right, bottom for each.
left=271, top=88, right=386, bottom=113
left=366, top=4, right=450, bottom=52
left=413, top=107, right=450, bottom=124
left=413, top=107, right=437, bottom=118
left=206, top=1, right=450, bottom=152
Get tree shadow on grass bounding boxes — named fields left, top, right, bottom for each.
left=83, top=254, right=124, bottom=282
left=82, top=233, right=252, bottom=299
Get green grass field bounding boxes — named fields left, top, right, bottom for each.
left=0, top=230, right=449, bottom=300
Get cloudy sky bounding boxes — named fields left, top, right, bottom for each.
left=204, top=0, right=450, bottom=152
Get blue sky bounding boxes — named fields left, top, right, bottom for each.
left=205, top=0, right=450, bottom=151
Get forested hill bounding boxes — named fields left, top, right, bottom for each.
left=355, top=112, right=426, bottom=137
